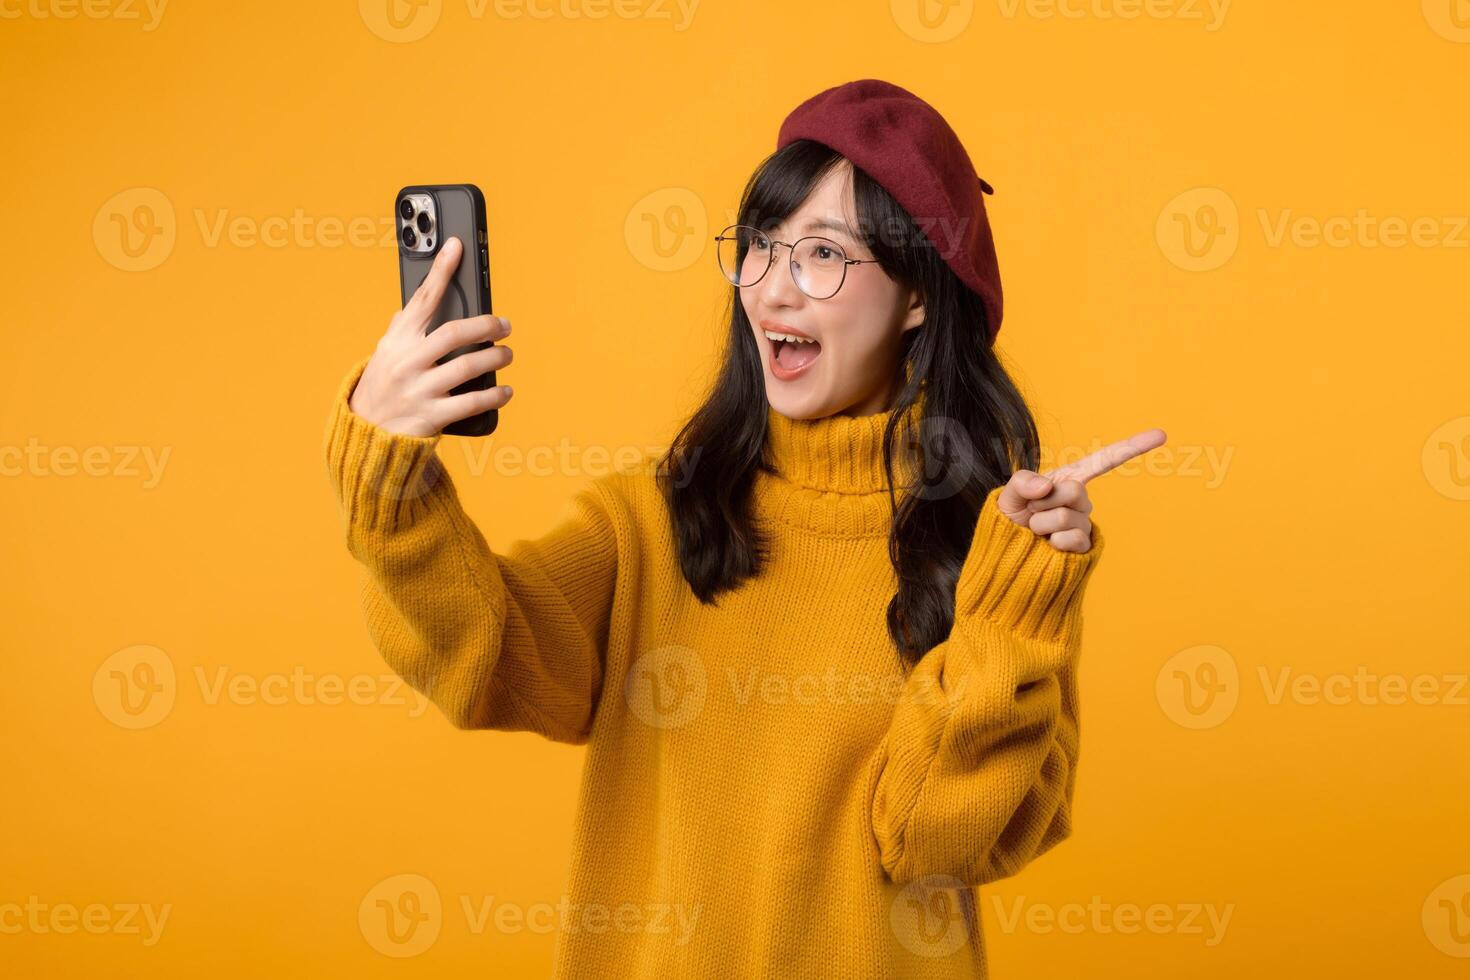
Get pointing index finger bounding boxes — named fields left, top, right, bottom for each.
left=406, top=236, right=463, bottom=324
left=1043, top=428, right=1168, bottom=484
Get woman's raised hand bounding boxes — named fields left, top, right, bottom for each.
left=348, top=236, right=515, bottom=437
left=997, top=428, right=1168, bottom=553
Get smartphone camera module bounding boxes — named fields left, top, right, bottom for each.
left=397, top=193, right=437, bottom=255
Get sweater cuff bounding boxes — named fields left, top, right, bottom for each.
left=955, top=483, right=1106, bottom=645
left=323, top=355, right=447, bottom=534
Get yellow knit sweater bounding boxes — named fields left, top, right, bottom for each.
left=323, top=355, right=1105, bottom=979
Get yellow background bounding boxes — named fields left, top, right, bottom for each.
left=4, top=0, right=1468, bottom=975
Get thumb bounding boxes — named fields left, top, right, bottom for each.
left=996, top=470, right=1054, bottom=522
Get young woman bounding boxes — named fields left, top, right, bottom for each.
left=326, top=80, right=1164, bottom=979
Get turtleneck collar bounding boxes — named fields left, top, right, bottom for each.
left=754, top=390, right=926, bottom=537
left=764, top=403, right=905, bottom=494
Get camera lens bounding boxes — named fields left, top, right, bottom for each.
left=401, top=226, right=417, bottom=248
left=416, top=211, right=432, bottom=234
left=399, top=198, right=415, bottom=221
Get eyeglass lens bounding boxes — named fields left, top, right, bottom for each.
left=716, top=225, right=850, bottom=300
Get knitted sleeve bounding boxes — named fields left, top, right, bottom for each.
left=322, top=356, right=622, bottom=745
left=869, top=483, right=1105, bottom=887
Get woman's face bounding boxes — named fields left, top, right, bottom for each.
left=741, top=160, right=925, bottom=420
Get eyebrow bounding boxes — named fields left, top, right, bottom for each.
left=800, top=217, right=858, bottom=240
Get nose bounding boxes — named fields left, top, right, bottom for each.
left=755, top=241, right=804, bottom=307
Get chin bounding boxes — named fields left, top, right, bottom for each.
left=765, top=388, right=833, bottom=422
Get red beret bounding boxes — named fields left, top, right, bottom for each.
left=776, top=78, right=1003, bottom=342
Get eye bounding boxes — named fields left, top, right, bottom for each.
left=810, top=242, right=847, bottom=265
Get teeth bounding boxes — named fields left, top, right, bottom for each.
left=763, top=330, right=817, bottom=344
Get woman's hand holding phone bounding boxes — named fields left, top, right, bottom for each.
left=349, top=236, right=514, bottom=437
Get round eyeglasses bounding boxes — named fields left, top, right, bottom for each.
left=714, top=224, right=879, bottom=300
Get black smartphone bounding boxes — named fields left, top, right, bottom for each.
left=394, top=184, right=497, bottom=437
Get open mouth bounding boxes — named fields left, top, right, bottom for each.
left=767, top=333, right=822, bottom=378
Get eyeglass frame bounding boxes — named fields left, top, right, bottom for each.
left=712, top=223, right=881, bottom=300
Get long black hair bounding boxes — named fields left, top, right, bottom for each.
left=655, top=139, right=1041, bottom=666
